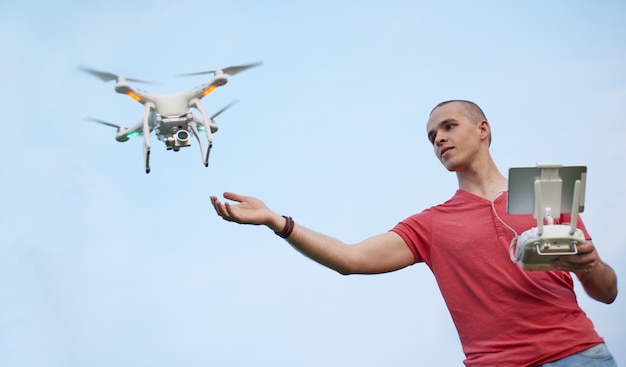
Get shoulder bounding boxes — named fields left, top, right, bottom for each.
left=396, top=191, right=465, bottom=220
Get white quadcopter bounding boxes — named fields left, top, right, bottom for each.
left=80, top=62, right=262, bottom=173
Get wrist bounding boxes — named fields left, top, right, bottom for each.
left=273, top=215, right=295, bottom=239
left=266, top=213, right=286, bottom=232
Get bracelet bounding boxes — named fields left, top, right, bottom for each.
left=275, top=215, right=294, bottom=238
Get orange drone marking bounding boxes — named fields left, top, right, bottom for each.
left=202, top=85, right=217, bottom=96
left=127, top=91, right=142, bottom=102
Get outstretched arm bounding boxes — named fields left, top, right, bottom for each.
left=551, top=241, right=618, bottom=304
left=210, top=192, right=415, bottom=275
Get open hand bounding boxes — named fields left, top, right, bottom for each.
left=210, top=192, right=274, bottom=226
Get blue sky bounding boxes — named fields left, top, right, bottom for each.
left=1, top=1, right=625, bottom=366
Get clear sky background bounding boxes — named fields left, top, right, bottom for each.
left=1, top=1, right=625, bottom=366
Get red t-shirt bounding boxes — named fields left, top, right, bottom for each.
left=391, top=190, right=603, bottom=367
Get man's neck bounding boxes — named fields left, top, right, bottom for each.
left=456, top=159, right=507, bottom=201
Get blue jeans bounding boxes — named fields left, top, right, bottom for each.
left=538, top=343, right=617, bottom=367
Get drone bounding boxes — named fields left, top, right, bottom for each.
left=80, top=62, right=262, bottom=173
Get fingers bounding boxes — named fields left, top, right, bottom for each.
left=223, top=191, right=245, bottom=203
left=562, top=241, right=596, bottom=263
left=223, top=202, right=238, bottom=222
left=210, top=194, right=233, bottom=221
left=551, top=241, right=598, bottom=274
left=572, top=240, right=593, bottom=252
left=551, top=259, right=596, bottom=274
left=210, top=192, right=268, bottom=225
left=211, top=192, right=249, bottom=223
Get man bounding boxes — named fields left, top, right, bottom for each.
left=211, top=100, right=618, bottom=366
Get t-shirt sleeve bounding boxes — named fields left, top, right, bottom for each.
left=390, top=209, right=433, bottom=264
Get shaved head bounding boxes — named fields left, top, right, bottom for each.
left=430, top=100, right=487, bottom=123
left=430, top=100, right=491, bottom=145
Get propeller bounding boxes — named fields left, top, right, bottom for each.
left=210, top=100, right=239, bottom=120
left=85, top=116, right=125, bottom=130
left=175, top=61, right=263, bottom=77
left=86, top=117, right=143, bottom=142
left=78, top=66, right=157, bottom=84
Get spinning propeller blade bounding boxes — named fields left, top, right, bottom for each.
left=210, top=100, right=239, bottom=120
left=85, top=116, right=124, bottom=129
left=175, top=61, right=263, bottom=77
left=78, top=66, right=157, bottom=84
left=222, top=62, right=264, bottom=75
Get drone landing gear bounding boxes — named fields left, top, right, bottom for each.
left=205, top=143, right=212, bottom=167
left=202, top=129, right=214, bottom=167
left=190, top=99, right=233, bottom=168
left=189, top=122, right=211, bottom=167
left=143, top=142, right=151, bottom=174
left=142, top=104, right=153, bottom=174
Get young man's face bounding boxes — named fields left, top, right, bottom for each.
left=426, top=102, right=485, bottom=172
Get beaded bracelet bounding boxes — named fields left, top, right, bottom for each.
left=275, top=215, right=294, bottom=238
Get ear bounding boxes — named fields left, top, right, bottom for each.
left=478, top=120, right=491, bottom=144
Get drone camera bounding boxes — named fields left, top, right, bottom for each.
left=164, top=129, right=192, bottom=151
left=176, top=129, right=190, bottom=142
left=174, top=129, right=191, bottom=150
